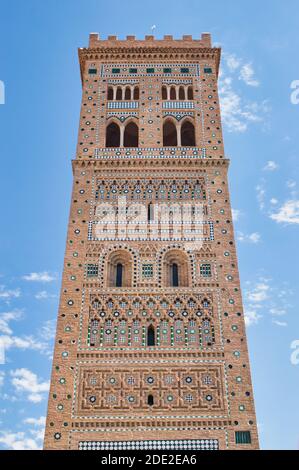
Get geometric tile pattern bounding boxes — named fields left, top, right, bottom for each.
left=78, top=439, right=219, bottom=450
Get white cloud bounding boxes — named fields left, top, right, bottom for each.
left=0, top=371, right=4, bottom=388
left=232, top=208, right=241, bottom=221
left=39, top=319, right=56, bottom=341
left=35, top=290, right=57, bottom=300
left=237, top=231, right=261, bottom=243
left=22, top=272, right=57, bottom=283
left=219, top=77, right=267, bottom=132
left=263, top=160, right=279, bottom=171
left=35, top=291, right=48, bottom=300
left=270, top=199, right=299, bottom=224
left=219, top=53, right=268, bottom=133
left=272, top=320, right=288, bottom=327
left=248, top=232, right=261, bottom=243
left=28, top=427, right=45, bottom=442
left=0, top=286, right=21, bottom=300
left=246, top=282, right=270, bottom=303
left=0, top=416, right=45, bottom=449
left=239, top=63, right=259, bottom=87
left=269, top=307, right=287, bottom=316
left=0, top=393, right=17, bottom=402
left=24, top=416, right=46, bottom=427
left=245, top=308, right=262, bottom=327
left=244, top=277, right=293, bottom=327
left=286, top=180, right=296, bottom=189
left=225, top=54, right=241, bottom=71
left=0, top=431, right=41, bottom=450
left=0, top=335, right=46, bottom=354
left=256, top=182, right=266, bottom=211
left=0, top=311, right=55, bottom=359
left=10, top=368, right=49, bottom=403
left=270, top=198, right=278, bottom=205
left=244, top=280, right=270, bottom=326
left=0, top=310, right=22, bottom=335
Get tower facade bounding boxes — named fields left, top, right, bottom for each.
left=44, top=33, right=259, bottom=450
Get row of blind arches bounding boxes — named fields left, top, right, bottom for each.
left=106, top=85, right=193, bottom=101
left=106, top=119, right=196, bottom=147
left=89, top=318, right=215, bottom=348
left=162, top=85, right=193, bottom=100
left=107, top=86, right=139, bottom=101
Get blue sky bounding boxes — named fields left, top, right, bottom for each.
left=0, top=0, right=298, bottom=450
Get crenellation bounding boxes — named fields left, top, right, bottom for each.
left=88, top=32, right=212, bottom=47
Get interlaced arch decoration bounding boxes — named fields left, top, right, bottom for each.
left=87, top=291, right=215, bottom=349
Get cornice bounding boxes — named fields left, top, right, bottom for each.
left=78, top=46, right=221, bottom=83
left=72, top=157, right=229, bottom=173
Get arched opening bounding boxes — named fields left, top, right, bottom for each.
left=106, top=122, right=120, bottom=147
left=171, top=263, right=179, bottom=287
left=163, top=120, right=177, bottom=147
left=107, top=87, right=113, bottom=101
left=181, top=120, right=196, bottom=146
left=163, top=249, right=190, bottom=287
left=124, top=86, right=131, bottom=100
left=170, top=86, right=176, bottom=100
left=148, top=203, right=153, bottom=222
left=147, top=325, right=155, bottom=346
left=116, top=87, right=122, bottom=100
left=179, top=86, right=185, bottom=100
left=133, top=86, right=139, bottom=100
left=107, top=250, right=133, bottom=287
left=187, top=86, right=193, bottom=100
left=116, top=263, right=123, bottom=287
left=162, top=85, right=167, bottom=100
left=147, top=394, right=154, bottom=406
left=124, top=122, right=138, bottom=147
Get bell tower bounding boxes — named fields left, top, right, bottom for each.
left=44, top=33, right=259, bottom=450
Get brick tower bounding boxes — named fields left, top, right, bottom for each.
left=44, top=33, right=259, bottom=450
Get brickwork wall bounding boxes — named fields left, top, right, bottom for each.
left=43, top=33, right=259, bottom=450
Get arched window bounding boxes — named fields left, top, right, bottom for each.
left=116, top=263, right=123, bottom=287
left=170, top=86, right=176, bottom=100
left=187, top=86, right=193, bottom=100
left=171, top=263, right=179, bottom=287
left=124, top=86, right=131, bottom=100
left=181, top=120, right=196, bottom=146
left=133, top=86, right=139, bottom=100
left=179, top=86, right=185, bottom=100
left=107, top=250, right=132, bottom=287
left=162, top=85, right=167, bottom=100
left=147, top=394, right=154, bottom=406
left=124, top=122, right=138, bottom=147
left=163, top=249, right=189, bottom=287
left=163, top=120, right=177, bottom=147
left=116, top=87, right=122, bottom=100
left=107, top=87, right=113, bottom=100
left=147, top=325, right=155, bottom=346
left=106, top=122, right=120, bottom=147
